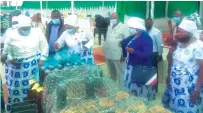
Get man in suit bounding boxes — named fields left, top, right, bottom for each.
left=46, top=10, right=64, bottom=55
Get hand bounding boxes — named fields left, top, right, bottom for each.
left=157, top=55, right=163, bottom=62
left=2, top=84, right=8, bottom=104
left=190, top=89, right=200, bottom=104
left=10, top=59, right=21, bottom=66
left=166, top=75, right=170, bottom=86
left=38, top=60, right=44, bottom=67
left=126, top=47, right=134, bottom=54
left=54, top=43, right=60, bottom=50
left=168, top=19, right=172, bottom=26
left=120, top=57, right=126, bottom=62
left=200, top=34, right=203, bottom=41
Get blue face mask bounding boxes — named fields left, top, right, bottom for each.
left=172, top=17, right=181, bottom=24
left=20, top=30, right=30, bottom=36
left=110, top=19, right=117, bottom=25
left=130, top=28, right=137, bottom=35
left=67, top=29, right=74, bottom=34
left=52, top=19, right=60, bottom=25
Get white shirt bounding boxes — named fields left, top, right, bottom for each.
left=148, top=27, right=163, bottom=56
left=103, top=23, right=130, bottom=60
left=2, top=28, right=49, bottom=61
left=56, top=28, right=94, bottom=53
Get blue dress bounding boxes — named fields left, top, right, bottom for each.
left=162, top=40, right=203, bottom=113
left=120, top=31, right=155, bottom=100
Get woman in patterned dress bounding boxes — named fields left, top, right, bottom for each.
left=120, top=17, right=155, bottom=100
left=162, top=20, right=203, bottom=113
left=55, top=15, right=94, bottom=64
left=2, top=15, right=48, bottom=112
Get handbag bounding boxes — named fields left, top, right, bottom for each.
left=130, top=57, right=157, bottom=87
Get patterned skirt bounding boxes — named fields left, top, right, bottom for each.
left=81, top=49, right=95, bottom=65
left=162, top=67, right=203, bottom=113
left=124, top=65, right=156, bottom=101
left=5, top=53, right=40, bottom=112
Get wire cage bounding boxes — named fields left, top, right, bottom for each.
left=42, top=64, right=170, bottom=113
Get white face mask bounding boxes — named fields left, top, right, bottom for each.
left=110, top=19, right=117, bottom=25
left=12, top=24, right=18, bottom=29
left=130, top=28, right=137, bottom=35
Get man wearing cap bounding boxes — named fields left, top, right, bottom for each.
left=120, top=17, right=154, bottom=100
left=163, top=19, right=203, bottom=113
left=102, top=13, right=130, bottom=87
left=2, top=15, right=48, bottom=112
left=55, top=14, right=94, bottom=64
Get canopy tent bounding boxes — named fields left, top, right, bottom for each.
left=1, top=1, right=200, bottom=20
left=117, top=1, right=199, bottom=22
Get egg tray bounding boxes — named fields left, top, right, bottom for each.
left=60, top=92, right=171, bottom=113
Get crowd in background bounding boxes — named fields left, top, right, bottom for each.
left=0, top=9, right=203, bottom=113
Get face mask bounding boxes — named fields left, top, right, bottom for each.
left=20, top=30, right=30, bottom=36
left=146, top=25, right=152, bottom=31
left=67, top=29, right=74, bottom=34
left=172, top=17, right=181, bottom=24
left=130, top=28, right=137, bottom=35
left=12, top=24, right=18, bottom=29
left=52, top=19, right=60, bottom=24
left=110, top=19, right=117, bottom=25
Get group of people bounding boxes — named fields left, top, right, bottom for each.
left=0, top=10, right=94, bottom=112
left=0, top=9, right=203, bottom=113
left=103, top=10, right=203, bottom=113
left=103, top=12, right=163, bottom=99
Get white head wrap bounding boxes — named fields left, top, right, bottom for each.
left=64, top=14, right=78, bottom=27
left=17, top=15, right=31, bottom=27
left=12, top=16, right=18, bottom=22
left=178, top=19, right=197, bottom=33
left=127, top=17, right=145, bottom=31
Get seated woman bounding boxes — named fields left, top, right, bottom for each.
left=55, top=15, right=94, bottom=64
left=120, top=17, right=155, bottom=100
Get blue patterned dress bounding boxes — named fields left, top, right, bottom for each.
left=162, top=40, right=203, bottom=113
left=5, top=53, right=41, bottom=112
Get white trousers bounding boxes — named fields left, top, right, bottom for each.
left=106, top=59, right=125, bottom=87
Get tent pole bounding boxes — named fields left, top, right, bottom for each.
left=150, top=1, right=154, bottom=19
left=16, top=0, right=17, bottom=9
left=165, top=1, right=169, bottom=18
left=71, top=0, right=74, bottom=14
left=40, top=0, right=43, bottom=21
left=146, top=1, right=150, bottom=18
left=114, top=1, right=117, bottom=12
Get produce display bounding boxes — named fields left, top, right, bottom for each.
left=42, top=64, right=170, bottom=113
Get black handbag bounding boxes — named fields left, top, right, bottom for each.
left=130, top=58, right=157, bottom=87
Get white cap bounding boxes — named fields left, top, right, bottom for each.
left=17, top=15, right=31, bottom=27
left=127, top=17, right=145, bottom=31
left=64, top=14, right=78, bottom=27
left=178, top=19, right=197, bottom=33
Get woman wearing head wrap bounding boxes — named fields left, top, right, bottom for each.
left=120, top=17, right=155, bottom=100
left=2, top=15, right=49, bottom=112
left=54, top=14, right=94, bottom=64
left=162, top=20, right=203, bottom=113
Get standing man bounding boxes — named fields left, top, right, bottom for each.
left=168, top=9, right=184, bottom=40
left=145, top=18, right=163, bottom=92
left=102, top=13, right=130, bottom=87
left=46, top=10, right=64, bottom=55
